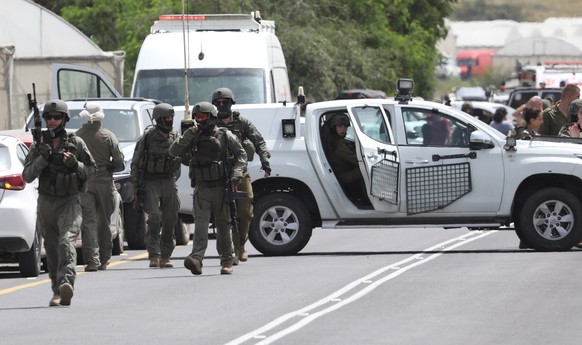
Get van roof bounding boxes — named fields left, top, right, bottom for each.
left=151, top=14, right=276, bottom=34
left=136, top=31, right=278, bottom=69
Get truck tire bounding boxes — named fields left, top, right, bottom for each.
left=249, top=193, right=313, bottom=256
left=19, top=229, right=41, bottom=278
left=518, top=187, right=582, bottom=251
left=175, top=218, right=190, bottom=245
left=123, top=202, right=146, bottom=250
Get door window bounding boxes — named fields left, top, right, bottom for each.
left=402, top=108, right=471, bottom=147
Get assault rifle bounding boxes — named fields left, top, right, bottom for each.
left=222, top=132, right=247, bottom=233
left=27, top=83, right=42, bottom=145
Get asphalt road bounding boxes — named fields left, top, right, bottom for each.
left=1, top=227, right=582, bottom=345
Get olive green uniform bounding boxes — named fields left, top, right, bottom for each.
left=130, top=128, right=181, bottom=260
left=539, top=102, right=568, bottom=136
left=217, top=113, right=270, bottom=257
left=23, top=132, right=96, bottom=296
left=76, top=121, right=125, bottom=267
left=170, top=126, right=246, bottom=266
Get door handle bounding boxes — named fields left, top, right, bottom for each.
left=405, top=159, right=429, bottom=164
left=366, top=152, right=378, bottom=159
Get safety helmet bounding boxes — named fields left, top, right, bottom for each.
left=152, top=103, right=175, bottom=132
left=193, top=101, right=218, bottom=131
left=42, top=99, right=70, bottom=122
left=212, top=88, right=236, bottom=104
left=329, top=113, right=350, bottom=127
left=212, top=87, right=236, bottom=119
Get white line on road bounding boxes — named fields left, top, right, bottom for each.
left=225, top=230, right=497, bottom=345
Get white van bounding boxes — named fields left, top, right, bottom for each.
left=131, top=13, right=292, bottom=106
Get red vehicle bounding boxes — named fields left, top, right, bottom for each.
left=456, top=49, right=495, bottom=79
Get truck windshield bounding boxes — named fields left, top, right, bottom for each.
left=133, top=68, right=266, bottom=106
left=26, top=109, right=142, bottom=142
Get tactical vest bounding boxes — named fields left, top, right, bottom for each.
left=38, top=133, right=82, bottom=196
left=188, top=128, right=227, bottom=187
left=143, top=130, right=180, bottom=178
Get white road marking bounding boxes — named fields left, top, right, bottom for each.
left=225, top=231, right=497, bottom=345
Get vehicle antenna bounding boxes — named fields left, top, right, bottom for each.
left=181, top=0, right=190, bottom=120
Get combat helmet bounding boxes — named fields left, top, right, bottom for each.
left=42, top=99, right=70, bottom=134
left=329, top=113, right=350, bottom=127
left=212, top=87, right=236, bottom=119
left=193, top=101, right=218, bottom=131
left=152, top=103, right=175, bottom=132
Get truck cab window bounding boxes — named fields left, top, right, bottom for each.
left=402, top=108, right=470, bottom=147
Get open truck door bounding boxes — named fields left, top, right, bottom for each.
left=51, top=63, right=121, bottom=100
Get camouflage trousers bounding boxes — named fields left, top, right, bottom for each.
left=191, top=185, right=234, bottom=265
left=143, top=178, right=180, bottom=259
left=81, top=179, right=116, bottom=266
left=38, top=193, right=81, bottom=295
left=232, top=171, right=253, bottom=254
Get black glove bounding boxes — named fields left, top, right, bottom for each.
left=63, top=153, right=79, bottom=170
left=261, top=161, right=272, bottom=175
left=38, top=144, right=51, bottom=160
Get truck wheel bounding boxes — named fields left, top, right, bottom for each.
left=123, top=202, right=146, bottom=250
left=518, top=187, right=582, bottom=251
left=19, top=229, right=41, bottom=278
left=175, top=218, right=190, bottom=245
left=249, top=193, right=313, bottom=256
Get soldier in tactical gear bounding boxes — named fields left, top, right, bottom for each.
left=170, top=101, right=247, bottom=275
left=130, top=103, right=181, bottom=268
left=213, top=87, right=271, bottom=263
left=23, top=99, right=97, bottom=307
left=324, top=112, right=370, bottom=206
left=76, top=102, right=125, bottom=272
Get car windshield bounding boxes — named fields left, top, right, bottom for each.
left=133, top=68, right=266, bottom=106
left=26, top=109, right=142, bottom=142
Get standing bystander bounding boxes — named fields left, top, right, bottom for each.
left=538, top=84, right=581, bottom=135
left=76, top=102, right=125, bottom=272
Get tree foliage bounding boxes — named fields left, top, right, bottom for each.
left=35, top=0, right=454, bottom=100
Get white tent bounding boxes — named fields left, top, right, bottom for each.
left=0, top=0, right=124, bottom=129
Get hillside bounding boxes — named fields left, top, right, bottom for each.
left=452, top=0, right=582, bottom=22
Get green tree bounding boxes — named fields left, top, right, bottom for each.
left=36, top=0, right=454, bottom=100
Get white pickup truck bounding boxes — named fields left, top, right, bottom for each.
left=176, top=79, right=582, bottom=256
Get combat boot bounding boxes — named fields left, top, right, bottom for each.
left=159, top=257, right=173, bottom=268
left=58, top=283, right=74, bottom=306
left=84, top=262, right=99, bottom=272
left=239, top=249, right=248, bottom=262
left=49, top=294, right=61, bottom=307
left=220, top=263, right=234, bottom=275
left=98, top=261, right=109, bottom=270
left=149, top=257, right=160, bottom=268
left=184, top=256, right=202, bottom=275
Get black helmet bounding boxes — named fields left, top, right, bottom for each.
left=193, top=101, right=218, bottom=131
left=42, top=99, right=69, bottom=134
left=42, top=99, right=70, bottom=122
left=212, top=87, right=236, bottom=119
left=329, top=113, right=350, bottom=127
left=153, top=103, right=175, bottom=132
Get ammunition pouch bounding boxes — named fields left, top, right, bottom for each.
left=189, top=160, right=224, bottom=186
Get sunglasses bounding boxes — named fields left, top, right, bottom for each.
left=213, top=99, right=229, bottom=106
left=44, top=114, right=64, bottom=121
